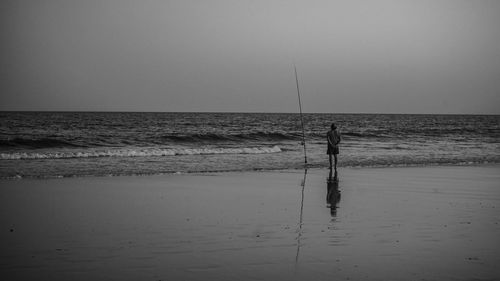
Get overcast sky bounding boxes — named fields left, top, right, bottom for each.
left=1, top=0, right=499, bottom=114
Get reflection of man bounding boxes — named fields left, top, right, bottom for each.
left=327, top=169, right=341, bottom=217
left=327, top=123, right=341, bottom=171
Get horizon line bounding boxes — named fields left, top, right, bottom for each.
left=0, top=110, right=498, bottom=116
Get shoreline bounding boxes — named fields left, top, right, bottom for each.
left=2, top=162, right=500, bottom=181
left=1, top=165, right=499, bottom=281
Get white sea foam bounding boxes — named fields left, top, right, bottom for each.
left=0, top=146, right=282, bottom=160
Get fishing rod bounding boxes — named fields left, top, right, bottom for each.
left=294, top=64, right=307, bottom=165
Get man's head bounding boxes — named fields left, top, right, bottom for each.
left=331, top=123, right=337, bottom=130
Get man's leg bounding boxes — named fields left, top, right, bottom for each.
left=334, top=154, right=338, bottom=171
left=329, top=154, right=333, bottom=169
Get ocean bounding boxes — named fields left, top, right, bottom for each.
left=0, top=112, right=499, bottom=179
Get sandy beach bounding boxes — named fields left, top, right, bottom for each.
left=1, top=165, right=499, bottom=281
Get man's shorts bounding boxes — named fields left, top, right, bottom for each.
left=327, top=146, right=339, bottom=155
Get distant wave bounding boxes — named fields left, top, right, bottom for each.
left=335, top=132, right=387, bottom=139
left=0, top=146, right=282, bottom=160
left=314, top=127, right=499, bottom=140
left=160, top=132, right=301, bottom=143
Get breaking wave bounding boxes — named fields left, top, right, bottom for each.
left=0, top=146, right=282, bottom=160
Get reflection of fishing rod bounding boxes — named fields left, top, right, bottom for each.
left=294, top=64, right=307, bottom=165
left=294, top=65, right=308, bottom=268
left=295, top=168, right=307, bottom=266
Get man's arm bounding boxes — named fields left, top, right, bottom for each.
left=327, top=132, right=334, bottom=146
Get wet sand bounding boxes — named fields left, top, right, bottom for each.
left=1, top=166, right=499, bottom=281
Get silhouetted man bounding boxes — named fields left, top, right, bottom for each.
left=327, top=123, right=341, bottom=171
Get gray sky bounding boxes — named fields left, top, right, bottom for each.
left=1, top=0, right=499, bottom=114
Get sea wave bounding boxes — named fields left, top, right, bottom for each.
left=0, top=137, right=86, bottom=148
left=0, top=132, right=299, bottom=149
left=0, top=146, right=282, bottom=160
